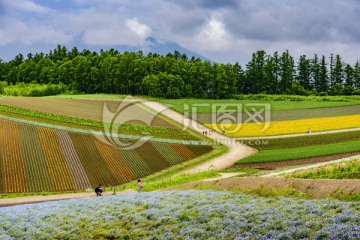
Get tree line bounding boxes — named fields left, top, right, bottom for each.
left=0, top=45, right=359, bottom=98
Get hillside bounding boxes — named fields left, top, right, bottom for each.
left=0, top=117, right=212, bottom=194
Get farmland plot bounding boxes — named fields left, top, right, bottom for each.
left=0, top=119, right=212, bottom=193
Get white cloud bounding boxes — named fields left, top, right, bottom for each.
left=3, top=0, right=53, bottom=13
left=0, top=17, right=71, bottom=46
left=126, top=18, right=152, bottom=39
left=194, top=16, right=230, bottom=51
left=81, top=15, right=152, bottom=46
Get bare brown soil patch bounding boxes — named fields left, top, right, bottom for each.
left=232, top=152, right=360, bottom=170
left=171, top=177, right=360, bottom=199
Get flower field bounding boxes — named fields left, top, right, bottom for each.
left=1, top=190, right=359, bottom=239
left=0, top=119, right=212, bottom=193
left=206, top=114, right=360, bottom=137
left=286, top=159, right=360, bottom=179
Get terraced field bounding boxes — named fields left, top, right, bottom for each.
left=0, top=118, right=212, bottom=193
left=235, top=131, right=360, bottom=169
left=0, top=97, right=177, bottom=128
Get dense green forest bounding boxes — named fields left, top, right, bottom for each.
left=0, top=45, right=359, bottom=98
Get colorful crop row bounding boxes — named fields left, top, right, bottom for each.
left=206, top=114, right=360, bottom=137
left=236, top=139, right=360, bottom=165
left=0, top=119, right=212, bottom=193
left=242, top=130, right=360, bottom=150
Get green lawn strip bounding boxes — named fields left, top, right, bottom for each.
left=285, top=160, right=360, bottom=179
left=344, top=193, right=360, bottom=201
left=220, top=168, right=260, bottom=176
left=116, top=144, right=228, bottom=191
left=0, top=190, right=87, bottom=199
left=0, top=104, right=198, bottom=140
left=118, top=170, right=220, bottom=192
left=243, top=130, right=360, bottom=150
left=237, top=139, right=360, bottom=164
left=159, top=96, right=360, bottom=114
left=46, top=93, right=129, bottom=99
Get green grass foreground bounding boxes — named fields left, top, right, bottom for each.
left=237, top=139, right=360, bottom=164
left=119, top=170, right=220, bottom=192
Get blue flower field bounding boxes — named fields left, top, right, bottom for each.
left=0, top=190, right=359, bottom=239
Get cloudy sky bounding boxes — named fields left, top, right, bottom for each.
left=0, top=0, right=360, bottom=65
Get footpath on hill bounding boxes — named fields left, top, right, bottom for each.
left=0, top=189, right=136, bottom=207
left=133, top=97, right=258, bottom=174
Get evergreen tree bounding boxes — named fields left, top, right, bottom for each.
left=334, top=54, right=344, bottom=86
left=354, top=61, right=360, bottom=90
left=297, top=55, right=312, bottom=90
left=311, top=54, right=320, bottom=91
left=318, top=55, right=328, bottom=92
left=279, top=50, right=294, bottom=93
left=245, top=50, right=266, bottom=93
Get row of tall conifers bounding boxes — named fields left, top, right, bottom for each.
left=0, top=45, right=359, bottom=98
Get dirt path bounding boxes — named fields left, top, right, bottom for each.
left=202, top=172, right=243, bottom=182
left=133, top=97, right=258, bottom=173
left=0, top=189, right=136, bottom=208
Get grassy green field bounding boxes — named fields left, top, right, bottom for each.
left=237, top=139, right=360, bottom=164
left=160, top=95, right=360, bottom=114
left=119, top=170, right=220, bottom=192
left=235, top=131, right=360, bottom=164
left=46, top=93, right=128, bottom=99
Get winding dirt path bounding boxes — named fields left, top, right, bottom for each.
left=133, top=97, right=258, bottom=173
left=0, top=189, right=136, bottom=208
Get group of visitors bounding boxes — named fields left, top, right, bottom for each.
left=202, top=130, right=212, bottom=135
left=95, top=179, right=143, bottom=196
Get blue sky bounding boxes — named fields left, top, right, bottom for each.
left=1, top=0, right=360, bottom=65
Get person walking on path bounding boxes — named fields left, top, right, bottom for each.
left=95, top=184, right=103, bottom=196
left=137, top=179, right=143, bottom=193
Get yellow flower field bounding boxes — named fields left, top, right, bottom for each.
left=205, top=114, right=360, bottom=137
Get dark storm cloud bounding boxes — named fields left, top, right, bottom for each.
left=1, top=0, right=360, bottom=64
left=221, top=0, right=360, bottom=43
